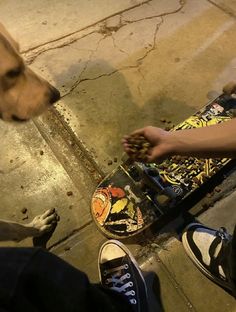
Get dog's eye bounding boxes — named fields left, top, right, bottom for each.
left=6, top=68, right=21, bottom=79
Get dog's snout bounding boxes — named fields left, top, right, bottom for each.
left=49, top=87, right=60, bottom=105
left=12, top=115, right=28, bottom=122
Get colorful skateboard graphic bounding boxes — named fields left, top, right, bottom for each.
left=91, top=92, right=236, bottom=238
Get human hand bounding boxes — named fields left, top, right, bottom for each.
left=122, top=126, right=172, bottom=162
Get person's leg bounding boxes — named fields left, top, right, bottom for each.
left=0, top=244, right=148, bottom=312
left=0, top=247, right=133, bottom=312
left=182, top=223, right=236, bottom=296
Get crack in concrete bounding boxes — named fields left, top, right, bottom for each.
left=135, top=16, right=163, bottom=98
left=22, top=0, right=153, bottom=55
left=95, top=0, right=185, bottom=56
left=62, top=16, right=163, bottom=95
left=61, top=34, right=107, bottom=98
left=61, top=0, right=186, bottom=97
left=24, top=29, right=98, bottom=65
left=48, top=219, right=94, bottom=251
left=0, top=161, right=26, bottom=174
left=122, top=0, right=186, bottom=25
left=111, top=33, right=129, bottom=56
left=140, top=252, right=197, bottom=311
left=62, top=21, right=160, bottom=97
left=137, top=67, right=146, bottom=98
left=131, top=16, right=163, bottom=64
left=207, top=0, right=236, bottom=18
left=25, top=0, right=186, bottom=67
left=98, top=21, right=122, bottom=36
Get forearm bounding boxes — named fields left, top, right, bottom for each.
left=166, top=118, right=236, bottom=159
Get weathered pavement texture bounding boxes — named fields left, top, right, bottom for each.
left=0, top=0, right=236, bottom=310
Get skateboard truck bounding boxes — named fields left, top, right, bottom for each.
left=134, top=163, right=178, bottom=207
left=124, top=185, right=141, bottom=204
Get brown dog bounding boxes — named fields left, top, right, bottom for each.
left=0, top=23, right=60, bottom=242
left=0, top=22, right=60, bottom=121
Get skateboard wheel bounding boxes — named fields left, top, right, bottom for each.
left=214, top=186, right=221, bottom=193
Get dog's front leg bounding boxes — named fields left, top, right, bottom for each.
left=0, top=208, right=59, bottom=242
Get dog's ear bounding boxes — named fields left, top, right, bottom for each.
left=0, top=23, right=20, bottom=52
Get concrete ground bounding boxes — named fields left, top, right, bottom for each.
left=0, top=0, right=236, bottom=310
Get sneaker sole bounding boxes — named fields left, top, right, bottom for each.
left=98, top=239, right=148, bottom=297
left=182, top=223, right=231, bottom=291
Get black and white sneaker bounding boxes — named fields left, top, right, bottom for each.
left=182, top=223, right=234, bottom=293
left=98, top=240, right=148, bottom=312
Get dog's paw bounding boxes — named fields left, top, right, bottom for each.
left=29, top=208, right=60, bottom=237
left=223, top=81, right=236, bottom=95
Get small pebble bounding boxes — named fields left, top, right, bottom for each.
left=21, top=207, right=27, bottom=214
left=201, top=201, right=209, bottom=209
left=151, top=243, right=160, bottom=249
left=67, top=191, right=73, bottom=196
left=40, top=150, right=44, bottom=155
left=202, top=198, right=213, bottom=209
left=108, top=160, right=113, bottom=166
left=22, top=215, right=29, bottom=221
left=114, top=157, right=118, bottom=163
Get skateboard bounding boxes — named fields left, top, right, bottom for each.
left=91, top=84, right=236, bottom=239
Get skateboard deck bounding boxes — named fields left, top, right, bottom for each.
left=91, top=93, right=236, bottom=238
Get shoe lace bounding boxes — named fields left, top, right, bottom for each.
left=103, top=263, right=137, bottom=305
left=212, top=227, right=231, bottom=281
left=216, top=227, right=230, bottom=241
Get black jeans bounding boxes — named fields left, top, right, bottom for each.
left=0, top=248, right=132, bottom=312
left=0, top=226, right=235, bottom=311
